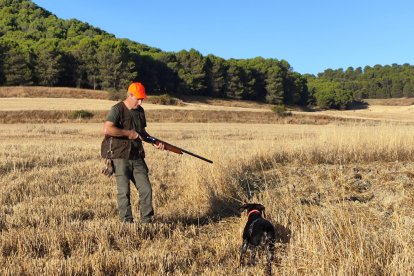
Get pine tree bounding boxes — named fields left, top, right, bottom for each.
left=2, top=41, right=32, bottom=85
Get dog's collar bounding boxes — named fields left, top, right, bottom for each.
left=247, top=209, right=261, bottom=217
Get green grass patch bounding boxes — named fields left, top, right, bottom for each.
left=148, top=94, right=184, bottom=105
left=72, top=110, right=94, bottom=119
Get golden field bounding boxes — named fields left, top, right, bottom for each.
left=4, top=87, right=414, bottom=123
left=299, top=104, right=414, bottom=123
left=0, top=87, right=414, bottom=275
left=0, top=98, right=270, bottom=113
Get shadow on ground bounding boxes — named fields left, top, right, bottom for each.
left=162, top=196, right=241, bottom=226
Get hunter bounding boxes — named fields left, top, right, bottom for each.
left=101, top=82, right=164, bottom=224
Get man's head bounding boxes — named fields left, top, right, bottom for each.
left=126, top=82, right=146, bottom=109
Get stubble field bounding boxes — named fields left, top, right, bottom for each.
left=1, top=118, right=414, bottom=275
left=0, top=123, right=414, bottom=275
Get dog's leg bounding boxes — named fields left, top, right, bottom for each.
left=239, top=239, right=248, bottom=268
left=248, top=244, right=256, bottom=266
left=266, top=240, right=275, bottom=276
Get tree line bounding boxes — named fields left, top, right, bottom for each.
left=0, top=0, right=309, bottom=106
left=1, top=0, right=413, bottom=109
left=306, top=64, right=414, bottom=108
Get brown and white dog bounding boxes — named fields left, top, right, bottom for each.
left=239, top=203, right=291, bottom=275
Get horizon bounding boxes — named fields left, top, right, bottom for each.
left=22, top=0, right=414, bottom=75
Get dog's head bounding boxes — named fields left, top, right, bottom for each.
left=239, top=203, right=266, bottom=217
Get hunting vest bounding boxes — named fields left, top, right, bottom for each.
left=101, top=101, right=145, bottom=159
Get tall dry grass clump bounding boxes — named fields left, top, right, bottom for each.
left=259, top=123, right=414, bottom=165
left=226, top=122, right=414, bottom=275
left=0, top=122, right=413, bottom=275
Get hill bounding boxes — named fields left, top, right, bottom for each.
left=1, top=0, right=414, bottom=111
left=306, top=64, right=414, bottom=109
left=0, top=0, right=309, bottom=106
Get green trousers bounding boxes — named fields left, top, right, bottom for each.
left=112, top=158, right=154, bottom=223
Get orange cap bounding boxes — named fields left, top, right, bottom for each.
left=128, top=82, right=147, bottom=99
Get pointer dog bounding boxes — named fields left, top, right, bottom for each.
left=239, top=203, right=291, bottom=275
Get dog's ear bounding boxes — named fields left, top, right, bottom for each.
left=256, top=204, right=265, bottom=212
left=239, top=203, right=250, bottom=213
left=254, top=204, right=266, bottom=217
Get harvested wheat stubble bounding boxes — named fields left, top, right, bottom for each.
left=0, top=122, right=413, bottom=275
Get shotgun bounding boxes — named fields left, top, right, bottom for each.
left=139, top=133, right=213, bottom=164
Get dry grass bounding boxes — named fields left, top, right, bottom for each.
left=4, top=96, right=414, bottom=125
left=1, top=122, right=413, bottom=275
left=0, top=86, right=109, bottom=99
left=4, top=87, right=414, bottom=125
left=0, top=87, right=269, bottom=113
left=0, top=97, right=270, bottom=113
left=365, top=98, right=414, bottom=106
left=294, top=104, right=414, bottom=123
left=0, top=109, right=360, bottom=124
left=0, top=98, right=116, bottom=111
left=179, top=95, right=273, bottom=109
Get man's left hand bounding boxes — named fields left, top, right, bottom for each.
left=153, top=142, right=165, bottom=150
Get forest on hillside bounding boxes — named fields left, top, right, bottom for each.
left=1, top=0, right=413, bottom=109
left=307, top=65, right=414, bottom=108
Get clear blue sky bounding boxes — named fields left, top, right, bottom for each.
left=32, top=0, right=414, bottom=75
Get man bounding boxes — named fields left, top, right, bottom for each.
left=101, top=82, right=164, bottom=223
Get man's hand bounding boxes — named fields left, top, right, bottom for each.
left=103, top=122, right=143, bottom=141
left=128, top=130, right=140, bottom=140
left=153, top=142, right=165, bottom=150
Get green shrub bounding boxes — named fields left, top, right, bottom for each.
left=315, top=90, right=336, bottom=109
left=334, top=89, right=354, bottom=110
left=148, top=94, right=184, bottom=105
left=315, top=89, right=354, bottom=109
left=271, top=104, right=291, bottom=116
left=72, top=110, right=93, bottom=119
left=107, top=90, right=124, bottom=101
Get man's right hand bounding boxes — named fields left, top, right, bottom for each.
left=104, top=121, right=142, bottom=140
left=128, top=130, right=140, bottom=140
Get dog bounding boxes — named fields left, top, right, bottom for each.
left=239, top=203, right=291, bottom=275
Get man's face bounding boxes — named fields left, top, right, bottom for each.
left=129, top=94, right=144, bottom=109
